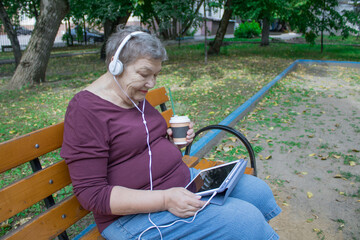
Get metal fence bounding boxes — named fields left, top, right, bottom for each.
left=0, top=23, right=101, bottom=52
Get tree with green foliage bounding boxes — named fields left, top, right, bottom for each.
left=232, top=0, right=290, bottom=46
left=0, top=0, right=40, bottom=67
left=134, top=0, right=204, bottom=40
left=9, top=0, right=69, bottom=89
left=342, top=0, right=360, bottom=40
left=0, top=1, right=22, bottom=67
left=290, top=0, right=358, bottom=52
left=66, top=0, right=135, bottom=59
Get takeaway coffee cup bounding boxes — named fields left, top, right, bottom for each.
left=169, top=115, right=191, bottom=145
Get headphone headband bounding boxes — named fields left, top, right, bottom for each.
left=109, top=31, right=147, bottom=76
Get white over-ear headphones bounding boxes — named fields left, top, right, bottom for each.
left=109, top=31, right=146, bottom=76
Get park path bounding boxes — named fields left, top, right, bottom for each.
left=205, top=63, right=360, bottom=239
left=240, top=64, right=360, bottom=239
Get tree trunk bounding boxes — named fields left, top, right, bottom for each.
left=321, top=0, right=325, bottom=53
left=204, top=0, right=208, bottom=64
left=0, top=1, right=22, bottom=67
left=154, top=15, right=170, bottom=40
left=208, top=0, right=233, bottom=55
left=261, top=18, right=270, bottom=46
left=321, top=29, right=324, bottom=53
left=181, top=0, right=205, bottom=36
left=83, top=16, right=87, bottom=45
left=9, top=0, right=69, bottom=89
left=100, top=12, right=132, bottom=60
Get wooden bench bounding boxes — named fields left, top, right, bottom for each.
left=0, top=87, right=255, bottom=239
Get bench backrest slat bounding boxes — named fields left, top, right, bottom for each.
left=145, top=87, right=169, bottom=107
left=0, top=160, right=71, bottom=223
left=5, top=195, right=89, bottom=240
left=161, top=109, right=173, bottom=128
left=0, top=122, right=64, bottom=173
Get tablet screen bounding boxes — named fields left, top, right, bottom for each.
left=186, top=161, right=238, bottom=195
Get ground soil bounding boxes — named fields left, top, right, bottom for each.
left=227, top=64, right=359, bottom=240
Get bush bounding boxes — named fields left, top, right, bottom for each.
left=304, top=31, right=317, bottom=45
left=234, top=21, right=261, bottom=38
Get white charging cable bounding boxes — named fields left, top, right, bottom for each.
left=138, top=191, right=217, bottom=240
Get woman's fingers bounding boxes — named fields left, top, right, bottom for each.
left=164, top=188, right=206, bottom=218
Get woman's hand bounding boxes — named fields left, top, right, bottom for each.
left=167, top=122, right=195, bottom=149
left=163, top=187, right=206, bottom=218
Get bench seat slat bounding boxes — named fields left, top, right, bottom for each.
left=0, top=122, right=64, bottom=173
left=76, top=225, right=102, bottom=240
left=5, top=195, right=90, bottom=240
left=0, top=160, right=71, bottom=223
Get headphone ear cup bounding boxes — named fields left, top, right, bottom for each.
left=109, top=59, right=124, bottom=76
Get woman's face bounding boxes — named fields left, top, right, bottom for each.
left=117, top=57, right=162, bottom=104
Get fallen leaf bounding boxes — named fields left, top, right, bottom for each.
left=216, top=144, right=223, bottom=152
left=237, top=154, right=247, bottom=159
left=339, top=192, right=345, bottom=195
left=208, top=111, right=215, bottom=115
left=352, top=149, right=359, bottom=152
left=349, top=161, right=356, bottom=166
left=313, top=228, right=321, bottom=233
left=301, top=172, right=308, bottom=175
left=306, top=218, right=314, bottom=223
left=307, top=192, right=313, bottom=198
left=0, top=220, right=10, bottom=228
left=333, top=154, right=341, bottom=159
left=333, top=174, right=343, bottom=178
left=265, top=175, right=270, bottom=179
left=265, top=155, right=272, bottom=160
left=309, top=153, right=316, bottom=157
left=228, top=137, right=237, bottom=142
left=223, top=146, right=232, bottom=152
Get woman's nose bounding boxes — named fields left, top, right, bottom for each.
left=145, top=76, right=156, bottom=88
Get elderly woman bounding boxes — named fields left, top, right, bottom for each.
left=60, top=26, right=281, bottom=240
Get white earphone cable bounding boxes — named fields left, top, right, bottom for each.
left=112, top=76, right=163, bottom=237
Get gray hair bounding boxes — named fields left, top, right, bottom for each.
left=105, top=25, right=167, bottom=68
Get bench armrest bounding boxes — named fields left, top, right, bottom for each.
left=184, top=124, right=257, bottom=176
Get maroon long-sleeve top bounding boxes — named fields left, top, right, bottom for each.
left=60, top=90, right=191, bottom=233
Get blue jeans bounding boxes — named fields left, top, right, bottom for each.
left=101, top=168, right=281, bottom=240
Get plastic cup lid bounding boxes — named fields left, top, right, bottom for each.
left=169, top=115, right=190, bottom=124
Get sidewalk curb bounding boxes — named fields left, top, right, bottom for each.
left=0, top=51, right=99, bottom=65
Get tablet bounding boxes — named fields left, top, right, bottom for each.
left=185, top=160, right=242, bottom=196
